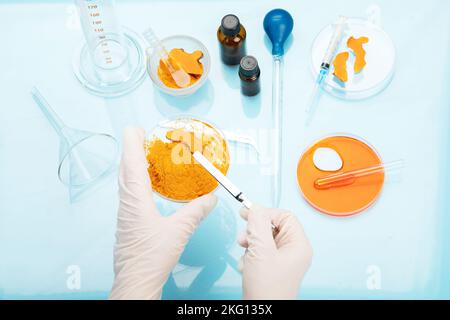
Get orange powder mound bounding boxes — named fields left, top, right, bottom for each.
left=145, top=125, right=229, bottom=201
left=347, top=36, right=369, bottom=73
left=333, top=52, right=349, bottom=82
left=157, top=48, right=204, bottom=89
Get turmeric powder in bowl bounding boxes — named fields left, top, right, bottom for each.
left=157, top=49, right=204, bottom=89
left=145, top=118, right=230, bottom=201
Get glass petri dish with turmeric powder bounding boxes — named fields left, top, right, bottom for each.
left=145, top=117, right=230, bottom=202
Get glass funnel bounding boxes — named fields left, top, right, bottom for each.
left=31, top=87, right=119, bottom=196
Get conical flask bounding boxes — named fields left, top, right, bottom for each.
left=31, top=87, right=119, bottom=198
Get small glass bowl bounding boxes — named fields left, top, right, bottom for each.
left=145, top=117, right=230, bottom=202
left=146, top=35, right=211, bottom=97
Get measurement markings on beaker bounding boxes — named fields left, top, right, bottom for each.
left=86, top=2, right=112, bottom=65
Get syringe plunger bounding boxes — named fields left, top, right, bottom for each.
left=322, top=16, right=348, bottom=66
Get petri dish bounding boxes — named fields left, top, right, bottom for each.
left=145, top=117, right=230, bottom=202
left=297, top=135, right=384, bottom=216
left=311, top=17, right=395, bottom=100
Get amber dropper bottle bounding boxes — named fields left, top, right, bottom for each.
left=239, top=56, right=260, bottom=96
left=217, top=14, right=247, bottom=65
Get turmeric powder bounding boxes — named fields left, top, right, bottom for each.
left=145, top=120, right=229, bottom=201
left=157, top=48, right=204, bottom=89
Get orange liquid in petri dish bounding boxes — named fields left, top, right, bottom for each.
left=297, top=136, right=384, bottom=216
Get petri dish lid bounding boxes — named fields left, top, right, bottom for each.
left=311, top=17, right=396, bottom=100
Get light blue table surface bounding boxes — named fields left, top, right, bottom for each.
left=0, top=0, right=449, bottom=299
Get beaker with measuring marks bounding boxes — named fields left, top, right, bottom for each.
left=73, top=0, right=146, bottom=97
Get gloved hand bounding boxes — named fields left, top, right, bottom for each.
left=109, top=127, right=218, bottom=300
left=238, top=205, right=313, bottom=300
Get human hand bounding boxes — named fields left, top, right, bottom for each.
left=109, top=127, right=217, bottom=300
left=238, top=204, right=313, bottom=300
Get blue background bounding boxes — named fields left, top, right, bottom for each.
left=0, top=0, right=449, bottom=299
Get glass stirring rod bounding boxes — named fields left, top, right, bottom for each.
left=263, top=9, right=294, bottom=207
left=305, top=16, right=347, bottom=125
left=314, top=159, right=404, bottom=190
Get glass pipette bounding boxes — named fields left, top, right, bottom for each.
left=271, top=57, right=283, bottom=206
left=305, top=16, right=347, bottom=124
left=142, top=28, right=191, bottom=88
left=263, top=9, right=294, bottom=207
left=314, top=159, right=404, bottom=190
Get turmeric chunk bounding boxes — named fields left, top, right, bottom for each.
left=347, top=36, right=369, bottom=73
left=333, top=52, right=349, bottom=82
left=170, top=49, right=204, bottom=75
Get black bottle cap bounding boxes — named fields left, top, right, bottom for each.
left=220, top=14, right=241, bottom=36
left=239, top=56, right=260, bottom=77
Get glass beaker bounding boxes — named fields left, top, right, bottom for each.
left=73, top=0, right=146, bottom=97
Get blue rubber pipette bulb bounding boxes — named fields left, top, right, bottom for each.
left=263, top=8, right=294, bottom=56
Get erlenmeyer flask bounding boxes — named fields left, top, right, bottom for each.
left=31, top=87, right=119, bottom=200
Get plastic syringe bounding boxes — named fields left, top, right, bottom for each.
left=305, top=16, right=347, bottom=124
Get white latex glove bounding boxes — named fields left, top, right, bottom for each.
left=109, top=127, right=218, bottom=300
left=238, top=205, right=313, bottom=300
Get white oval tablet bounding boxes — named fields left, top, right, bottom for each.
left=313, top=147, right=343, bottom=171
